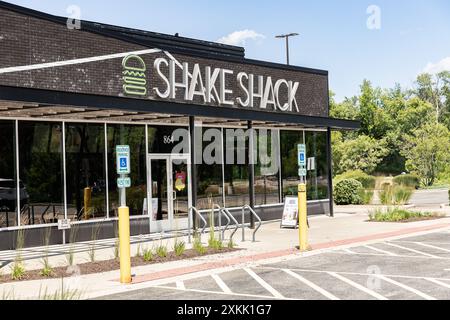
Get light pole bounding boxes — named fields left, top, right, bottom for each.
left=275, top=33, right=299, bottom=65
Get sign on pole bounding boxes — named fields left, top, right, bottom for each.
left=116, top=145, right=130, bottom=175
left=117, top=177, right=131, bottom=189
left=297, top=144, right=306, bottom=178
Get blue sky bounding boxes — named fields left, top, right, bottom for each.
left=5, top=0, right=450, bottom=102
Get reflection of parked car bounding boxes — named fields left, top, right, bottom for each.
left=0, top=179, right=30, bottom=211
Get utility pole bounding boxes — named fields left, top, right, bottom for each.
left=275, top=33, right=299, bottom=65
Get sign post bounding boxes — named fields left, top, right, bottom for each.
left=116, top=145, right=132, bottom=284
left=297, top=144, right=309, bottom=251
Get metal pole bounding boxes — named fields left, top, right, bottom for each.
left=326, top=127, right=334, bottom=217
left=247, top=121, right=255, bottom=229
left=286, top=37, right=290, bottom=65
left=189, top=116, right=198, bottom=230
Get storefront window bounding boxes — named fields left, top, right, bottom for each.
left=196, top=127, right=224, bottom=210
left=107, top=124, right=147, bottom=217
left=280, top=130, right=329, bottom=201
left=254, top=129, right=281, bottom=205
left=65, top=123, right=107, bottom=221
left=19, top=121, right=64, bottom=225
left=223, top=129, right=249, bottom=208
left=305, top=131, right=329, bottom=201
left=0, top=121, right=17, bottom=228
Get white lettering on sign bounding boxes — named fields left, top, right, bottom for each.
left=143, top=56, right=301, bottom=113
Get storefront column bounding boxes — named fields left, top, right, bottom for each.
left=189, top=116, right=198, bottom=229
left=248, top=121, right=255, bottom=228
left=326, top=127, right=334, bottom=217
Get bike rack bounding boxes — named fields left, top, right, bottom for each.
left=188, top=206, right=207, bottom=243
left=221, top=207, right=239, bottom=243
left=241, top=205, right=262, bottom=242
left=213, top=204, right=231, bottom=241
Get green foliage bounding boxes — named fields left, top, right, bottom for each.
left=393, top=174, right=420, bottom=189
left=379, top=185, right=394, bottom=205
left=333, top=179, right=363, bottom=205
left=400, top=123, right=450, bottom=186
left=335, top=170, right=376, bottom=189
left=155, top=243, right=168, bottom=258
left=227, top=239, right=236, bottom=249
left=173, top=240, right=186, bottom=257
left=332, top=135, right=389, bottom=175
left=11, top=262, right=26, bottom=281
left=193, top=236, right=206, bottom=255
left=40, top=260, right=54, bottom=278
left=143, top=248, right=154, bottom=262
left=393, top=187, right=413, bottom=205
left=369, top=207, right=439, bottom=222
left=358, top=189, right=374, bottom=205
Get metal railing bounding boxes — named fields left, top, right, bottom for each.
left=221, top=207, right=239, bottom=243
left=188, top=206, right=207, bottom=243
left=241, top=205, right=262, bottom=242
left=213, top=204, right=230, bottom=241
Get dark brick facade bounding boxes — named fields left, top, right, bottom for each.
left=0, top=6, right=329, bottom=118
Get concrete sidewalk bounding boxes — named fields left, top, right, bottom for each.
left=1, top=204, right=449, bottom=299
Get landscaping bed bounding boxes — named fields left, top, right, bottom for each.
left=0, top=247, right=239, bottom=284
left=368, top=207, right=446, bottom=223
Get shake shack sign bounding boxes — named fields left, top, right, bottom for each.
left=122, top=54, right=303, bottom=113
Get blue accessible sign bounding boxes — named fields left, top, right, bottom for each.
left=116, top=145, right=130, bottom=175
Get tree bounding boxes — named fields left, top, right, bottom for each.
left=400, top=123, right=450, bottom=186
left=332, top=134, right=389, bottom=175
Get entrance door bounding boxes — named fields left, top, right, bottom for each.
left=148, top=154, right=191, bottom=233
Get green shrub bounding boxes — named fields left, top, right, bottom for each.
left=333, top=179, right=363, bottom=205
left=369, top=207, right=439, bottom=222
left=335, top=170, right=376, bottom=189
left=379, top=185, right=394, bottom=205
left=173, top=240, right=186, bottom=257
left=155, top=243, right=168, bottom=258
left=393, top=174, right=420, bottom=189
left=358, top=189, right=374, bottom=205
left=11, top=262, right=26, bottom=281
left=393, top=187, right=413, bottom=205
left=143, top=248, right=154, bottom=262
left=193, top=236, right=206, bottom=255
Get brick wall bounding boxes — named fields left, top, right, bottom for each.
left=0, top=7, right=329, bottom=117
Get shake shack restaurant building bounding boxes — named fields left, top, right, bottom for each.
left=0, top=2, right=358, bottom=249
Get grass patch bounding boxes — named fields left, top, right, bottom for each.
left=193, top=236, right=206, bottom=255
left=142, top=247, right=154, bottom=262
left=173, top=240, right=186, bottom=257
left=155, top=243, right=168, bottom=258
left=369, top=207, right=442, bottom=222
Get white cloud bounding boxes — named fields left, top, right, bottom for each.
left=217, top=29, right=265, bottom=46
left=422, top=56, right=450, bottom=74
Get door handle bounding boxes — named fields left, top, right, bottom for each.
left=173, top=191, right=177, bottom=200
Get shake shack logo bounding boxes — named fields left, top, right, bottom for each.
left=122, top=54, right=301, bottom=113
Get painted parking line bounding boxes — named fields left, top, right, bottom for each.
left=327, top=272, right=388, bottom=300
left=375, top=275, right=436, bottom=300
left=211, top=274, right=233, bottom=294
left=328, top=250, right=430, bottom=260
left=154, top=285, right=291, bottom=300
left=176, top=281, right=185, bottom=290
left=342, top=248, right=357, bottom=254
left=424, top=277, right=450, bottom=289
left=282, top=269, right=340, bottom=300
left=364, top=245, right=398, bottom=256
left=383, top=242, right=441, bottom=259
left=414, top=242, right=450, bottom=253
left=243, top=268, right=285, bottom=299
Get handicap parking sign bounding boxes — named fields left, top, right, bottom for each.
left=116, top=145, right=130, bottom=174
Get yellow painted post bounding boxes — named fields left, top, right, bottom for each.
left=298, top=183, right=308, bottom=251
left=84, top=187, right=92, bottom=220
left=118, top=206, right=131, bottom=284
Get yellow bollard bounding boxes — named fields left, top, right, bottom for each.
left=84, top=187, right=92, bottom=220
left=118, top=206, right=132, bottom=284
left=298, top=183, right=309, bottom=251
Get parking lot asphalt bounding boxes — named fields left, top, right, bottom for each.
left=96, top=228, right=450, bottom=300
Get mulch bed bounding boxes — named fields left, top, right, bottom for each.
left=0, top=247, right=239, bottom=284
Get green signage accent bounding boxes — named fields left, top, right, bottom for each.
left=122, top=55, right=147, bottom=96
